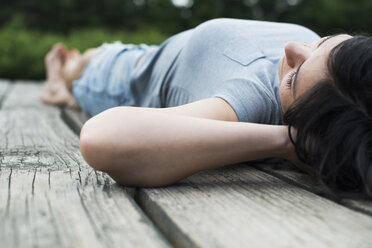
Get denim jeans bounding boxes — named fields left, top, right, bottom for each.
left=72, top=42, right=158, bottom=116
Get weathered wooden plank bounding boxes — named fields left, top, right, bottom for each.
left=0, top=82, right=171, bottom=248
left=135, top=165, right=372, bottom=248
left=0, top=109, right=81, bottom=169
left=255, top=163, right=372, bottom=215
left=0, top=168, right=101, bottom=248
left=1, top=81, right=51, bottom=110
left=0, top=167, right=170, bottom=248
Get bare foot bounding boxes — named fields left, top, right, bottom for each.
left=45, top=43, right=67, bottom=81
left=41, top=82, right=80, bottom=109
left=41, top=43, right=79, bottom=109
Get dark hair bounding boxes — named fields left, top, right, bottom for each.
left=283, top=35, right=372, bottom=199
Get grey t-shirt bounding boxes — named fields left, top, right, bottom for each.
left=130, top=18, right=320, bottom=124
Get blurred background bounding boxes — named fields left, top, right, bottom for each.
left=0, top=0, right=371, bottom=80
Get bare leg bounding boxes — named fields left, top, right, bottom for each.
left=41, top=44, right=100, bottom=109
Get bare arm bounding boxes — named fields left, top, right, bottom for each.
left=80, top=98, right=293, bottom=187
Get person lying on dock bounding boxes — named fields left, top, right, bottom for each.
left=41, top=18, right=372, bottom=199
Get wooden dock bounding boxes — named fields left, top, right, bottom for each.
left=0, top=80, right=371, bottom=248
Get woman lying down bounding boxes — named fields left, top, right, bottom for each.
left=41, top=18, right=372, bottom=199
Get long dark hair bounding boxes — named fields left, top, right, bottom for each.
left=283, top=35, right=372, bottom=199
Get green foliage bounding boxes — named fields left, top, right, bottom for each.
left=0, top=17, right=167, bottom=79
left=281, top=0, right=372, bottom=35
left=0, top=0, right=370, bottom=79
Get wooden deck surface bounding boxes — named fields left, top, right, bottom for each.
left=0, top=80, right=371, bottom=248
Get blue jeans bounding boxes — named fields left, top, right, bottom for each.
left=72, top=42, right=158, bottom=116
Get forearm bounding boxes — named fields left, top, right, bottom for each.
left=80, top=107, right=291, bottom=186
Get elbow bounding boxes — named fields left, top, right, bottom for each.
left=78, top=108, right=153, bottom=185
left=79, top=119, right=109, bottom=172
left=78, top=107, right=178, bottom=187
left=79, top=108, right=127, bottom=173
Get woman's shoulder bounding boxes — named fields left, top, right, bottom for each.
left=194, top=18, right=320, bottom=42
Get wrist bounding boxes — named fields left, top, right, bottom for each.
left=275, top=125, right=294, bottom=160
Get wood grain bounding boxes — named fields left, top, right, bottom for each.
left=136, top=165, right=372, bottom=248
left=0, top=82, right=171, bottom=248
left=2, top=81, right=51, bottom=110
left=254, top=162, right=372, bottom=215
